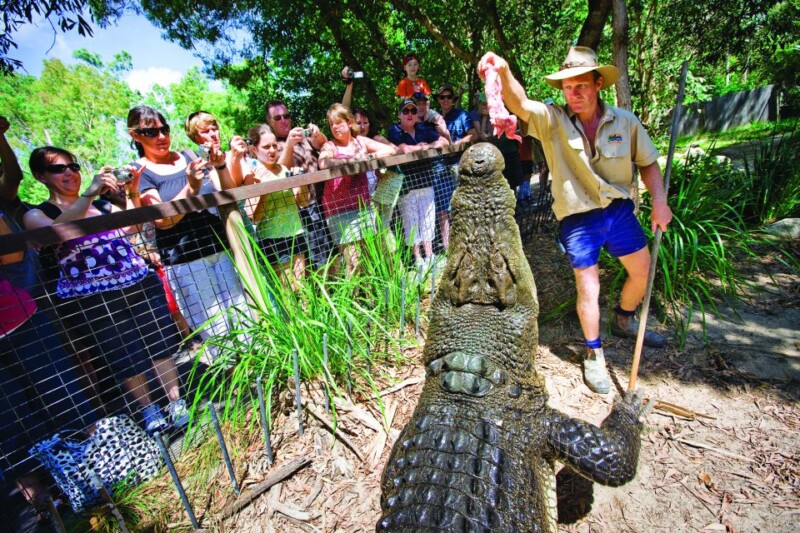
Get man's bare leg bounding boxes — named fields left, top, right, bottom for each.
left=574, top=264, right=610, bottom=393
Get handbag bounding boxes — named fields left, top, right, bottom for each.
left=30, top=414, right=164, bottom=512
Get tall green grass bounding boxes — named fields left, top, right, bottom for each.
left=741, top=129, right=800, bottom=225
left=187, top=213, right=427, bottom=429
left=624, top=155, right=753, bottom=344
left=629, top=141, right=799, bottom=345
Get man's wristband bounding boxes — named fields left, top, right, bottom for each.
left=215, top=164, right=227, bottom=171
left=342, top=78, right=353, bottom=85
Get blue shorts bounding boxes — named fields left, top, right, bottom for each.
left=558, top=199, right=647, bottom=269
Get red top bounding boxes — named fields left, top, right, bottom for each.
left=396, top=77, right=431, bottom=98
left=321, top=139, right=371, bottom=218
left=0, top=278, right=36, bottom=337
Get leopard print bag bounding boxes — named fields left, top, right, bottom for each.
left=30, top=414, right=165, bottom=512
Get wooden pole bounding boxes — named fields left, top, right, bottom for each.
left=628, top=61, right=688, bottom=391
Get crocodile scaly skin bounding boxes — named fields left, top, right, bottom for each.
left=378, top=143, right=645, bottom=532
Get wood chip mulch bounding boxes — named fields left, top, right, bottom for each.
left=137, top=226, right=799, bottom=532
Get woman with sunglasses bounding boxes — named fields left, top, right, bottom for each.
left=22, top=146, right=188, bottom=433
left=387, top=99, right=450, bottom=268
left=2, top=120, right=100, bottom=515
left=127, top=106, right=245, bottom=362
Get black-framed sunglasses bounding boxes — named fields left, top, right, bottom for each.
left=401, top=108, right=417, bottom=115
left=438, top=94, right=454, bottom=100
left=270, top=113, right=292, bottom=122
left=44, top=163, right=81, bottom=174
left=135, top=125, right=171, bottom=137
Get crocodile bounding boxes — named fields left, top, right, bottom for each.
left=378, top=143, right=647, bottom=532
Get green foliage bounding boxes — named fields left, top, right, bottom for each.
left=671, top=118, right=800, bottom=154
left=0, top=53, right=137, bottom=202
left=627, top=0, right=795, bottom=131
left=139, top=0, right=585, bottom=129
left=630, top=147, right=800, bottom=345
left=187, top=218, right=426, bottom=430
left=0, top=0, right=96, bottom=73
left=741, top=129, right=800, bottom=224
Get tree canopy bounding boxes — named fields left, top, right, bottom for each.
left=134, top=0, right=798, bottom=131
left=1, top=0, right=797, bottom=187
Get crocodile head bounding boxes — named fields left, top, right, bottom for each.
left=426, top=142, right=542, bottom=398
left=441, top=142, right=537, bottom=310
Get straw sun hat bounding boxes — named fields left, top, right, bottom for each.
left=545, top=46, right=620, bottom=90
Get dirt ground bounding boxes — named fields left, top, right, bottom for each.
left=208, top=230, right=799, bottom=533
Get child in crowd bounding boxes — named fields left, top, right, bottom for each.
left=395, top=53, right=431, bottom=98
left=318, top=104, right=395, bottom=276
left=244, top=124, right=308, bottom=288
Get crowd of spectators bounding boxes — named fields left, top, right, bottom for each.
left=0, top=54, right=547, bottom=518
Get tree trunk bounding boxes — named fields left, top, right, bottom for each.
left=483, top=0, right=524, bottom=81
left=612, top=0, right=632, bottom=111
left=577, top=0, right=612, bottom=51
left=318, top=0, right=388, bottom=122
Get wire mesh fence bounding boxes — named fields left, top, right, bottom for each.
left=0, top=142, right=552, bottom=528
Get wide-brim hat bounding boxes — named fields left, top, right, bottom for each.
left=545, top=46, right=619, bottom=90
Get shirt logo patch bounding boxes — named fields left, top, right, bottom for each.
left=608, top=133, right=623, bottom=144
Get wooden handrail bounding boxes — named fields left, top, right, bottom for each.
left=0, top=144, right=470, bottom=252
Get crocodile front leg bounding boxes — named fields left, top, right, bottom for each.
left=545, top=391, right=646, bottom=486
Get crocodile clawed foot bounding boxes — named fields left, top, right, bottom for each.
left=614, top=389, right=652, bottom=422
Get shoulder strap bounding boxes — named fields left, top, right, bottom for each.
left=93, top=199, right=113, bottom=215
left=35, top=201, right=62, bottom=220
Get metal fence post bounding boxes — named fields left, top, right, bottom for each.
left=153, top=432, right=200, bottom=529
left=255, top=375, right=274, bottom=465
left=207, top=402, right=241, bottom=495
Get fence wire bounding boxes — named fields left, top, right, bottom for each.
left=0, top=144, right=552, bottom=526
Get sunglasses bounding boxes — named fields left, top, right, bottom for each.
left=135, top=125, right=171, bottom=137
left=438, top=94, right=454, bottom=100
left=44, top=163, right=81, bottom=174
left=270, top=113, right=292, bottom=122
left=401, top=108, right=417, bottom=115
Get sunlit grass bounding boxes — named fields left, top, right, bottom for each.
left=667, top=117, right=799, bottom=154
left=187, top=212, right=427, bottom=430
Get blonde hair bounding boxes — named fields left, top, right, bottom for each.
left=184, top=111, right=219, bottom=143
left=326, top=104, right=360, bottom=137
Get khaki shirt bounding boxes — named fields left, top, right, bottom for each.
left=522, top=99, right=659, bottom=220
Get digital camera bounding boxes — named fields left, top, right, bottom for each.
left=348, top=70, right=365, bottom=79
left=198, top=144, right=211, bottom=160
left=111, top=168, right=133, bottom=184
left=302, top=128, right=313, bottom=137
